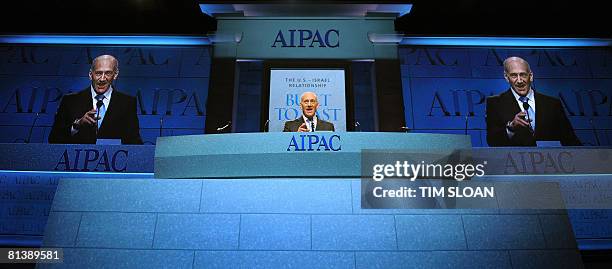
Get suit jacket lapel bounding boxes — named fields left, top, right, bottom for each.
left=72, top=88, right=96, bottom=141
left=295, top=117, right=305, bottom=131
left=501, top=89, right=520, bottom=122
left=534, top=91, right=543, bottom=137
left=98, top=90, right=119, bottom=133
left=76, top=89, right=94, bottom=123
left=79, top=88, right=92, bottom=112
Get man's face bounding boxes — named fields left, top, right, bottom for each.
left=300, top=92, right=319, bottom=119
left=89, top=58, right=118, bottom=94
left=504, top=60, right=533, bottom=96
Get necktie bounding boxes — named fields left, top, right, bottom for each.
left=518, top=96, right=535, bottom=132
left=95, top=94, right=106, bottom=129
left=310, top=121, right=315, bottom=132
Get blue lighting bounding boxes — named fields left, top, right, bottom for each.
left=199, top=3, right=412, bottom=17
left=379, top=4, right=413, bottom=17
left=0, top=35, right=211, bottom=45
left=0, top=170, right=153, bottom=176
left=400, top=37, right=612, bottom=47
left=578, top=239, right=612, bottom=250
left=200, top=4, right=234, bottom=17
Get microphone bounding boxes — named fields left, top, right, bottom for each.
left=464, top=115, right=469, bottom=135
left=522, top=102, right=534, bottom=133
left=400, top=126, right=411, bottom=133
left=216, top=121, right=231, bottom=133
left=25, top=112, right=40, bottom=143
left=264, top=119, right=269, bottom=132
left=589, top=118, right=601, bottom=146
left=95, top=100, right=103, bottom=136
left=304, top=116, right=314, bottom=132
left=159, top=116, right=164, bottom=137
left=522, top=101, right=530, bottom=111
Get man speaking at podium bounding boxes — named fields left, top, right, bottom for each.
left=486, top=57, right=581, bottom=147
left=48, top=55, right=143, bottom=144
left=283, top=91, right=335, bottom=132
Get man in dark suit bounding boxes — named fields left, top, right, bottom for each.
left=49, top=55, right=143, bottom=144
left=486, top=56, right=580, bottom=147
left=283, top=91, right=335, bottom=132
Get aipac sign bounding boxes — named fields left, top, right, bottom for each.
left=271, top=29, right=339, bottom=48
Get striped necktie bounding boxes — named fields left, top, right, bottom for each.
left=95, top=94, right=106, bottom=129
left=518, top=96, right=535, bottom=132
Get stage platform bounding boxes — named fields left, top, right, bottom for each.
left=39, top=177, right=582, bottom=269
left=0, top=133, right=610, bottom=268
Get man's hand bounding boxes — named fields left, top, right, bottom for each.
left=297, top=122, right=309, bottom=132
left=509, top=111, right=531, bottom=130
left=76, top=108, right=98, bottom=127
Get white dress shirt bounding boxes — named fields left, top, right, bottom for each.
left=302, top=115, right=318, bottom=132
left=507, top=88, right=536, bottom=138
left=70, top=86, right=114, bottom=135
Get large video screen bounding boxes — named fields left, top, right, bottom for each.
left=0, top=45, right=210, bottom=145
left=268, top=68, right=347, bottom=132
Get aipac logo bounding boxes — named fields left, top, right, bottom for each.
left=287, top=134, right=341, bottom=151
left=272, top=29, right=340, bottom=48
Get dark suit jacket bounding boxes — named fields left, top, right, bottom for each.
left=48, top=87, right=143, bottom=144
left=486, top=89, right=581, bottom=147
left=283, top=117, right=335, bottom=132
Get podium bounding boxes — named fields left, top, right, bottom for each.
left=154, top=132, right=471, bottom=178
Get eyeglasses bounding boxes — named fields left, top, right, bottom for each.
left=506, top=72, right=530, bottom=79
left=301, top=99, right=318, bottom=105
left=93, top=71, right=115, bottom=78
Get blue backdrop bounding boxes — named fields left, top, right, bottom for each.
left=0, top=45, right=211, bottom=144
left=400, top=47, right=612, bottom=146
left=1, top=45, right=611, bottom=146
